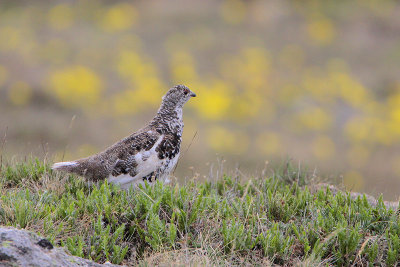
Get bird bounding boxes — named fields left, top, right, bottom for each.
left=52, top=84, right=196, bottom=189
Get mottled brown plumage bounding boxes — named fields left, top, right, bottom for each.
left=52, top=85, right=196, bottom=189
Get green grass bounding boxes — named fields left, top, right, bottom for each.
left=0, top=159, right=399, bottom=265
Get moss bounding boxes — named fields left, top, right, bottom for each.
left=0, top=241, right=12, bottom=248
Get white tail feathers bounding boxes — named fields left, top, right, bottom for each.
left=52, top=161, right=78, bottom=170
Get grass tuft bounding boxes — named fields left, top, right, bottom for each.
left=0, top=159, right=399, bottom=265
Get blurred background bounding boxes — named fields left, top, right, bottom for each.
left=1, top=0, right=400, bottom=199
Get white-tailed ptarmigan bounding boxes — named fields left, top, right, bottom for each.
left=52, top=85, right=196, bottom=189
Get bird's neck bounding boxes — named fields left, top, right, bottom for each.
left=151, top=104, right=183, bottom=135
left=156, top=103, right=183, bottom=121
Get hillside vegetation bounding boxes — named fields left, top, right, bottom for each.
left=0, top=159, right=399, bottom=266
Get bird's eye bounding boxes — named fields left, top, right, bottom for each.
left=183, top=89, right=189, bottom=95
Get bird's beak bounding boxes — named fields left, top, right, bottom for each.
left=190, top=92, right=196, bottom=97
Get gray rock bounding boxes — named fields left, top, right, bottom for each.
left=0, top=227, right=120, bottom=267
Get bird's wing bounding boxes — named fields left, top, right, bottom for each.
left=155, top=132, right=181, bottom=160
left=109, top=130, right=164, bottom=178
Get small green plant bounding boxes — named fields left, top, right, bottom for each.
left=1, top=159, right=47, bottom=186
left=0, top=159, right=399, bottom=266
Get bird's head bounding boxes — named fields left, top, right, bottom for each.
left=161, top=84, right=196, bottom=109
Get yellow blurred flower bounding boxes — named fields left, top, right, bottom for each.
left=0, top=65, right=8, bottom=87
left=220, top=0, right=246, bottom=25
left=240, top=48, right=271, bottom=91
left=230, top=91, right=268, bottom=121
left=135, top=78, right=165, bottom=106
left=387, top=94, right=400, bottom=138
left=114, top=49, right=165, bottom=115
left=388, top=93, right=400, bottom=126
left=192, top=80, right=232, bottom=120
left=330, top=71, right=371, bottom=109
left=207, top=126, right=248, bottom=154
left=388, top=91, right=400, bottom=108
left=345, top=116, right=394, bottom=145
left=343, top=170, right=364, bottom=191
left=307, top=16, right=336, bottom=45
left=112, top=89, right=139, bottom=116
left=49, top=66, right=102, bottom=109
left=312, top=135, right=335, bottom=160
left=302, top=71, right=337, bottom=104
left=100, top=3, right=138, bottom=32
left=170, top=51, right=198, bottom=84
left=344, top=117, right=370, bottom=143
left=48, top=4, right=74, bottom=30
left=0, top=27, right=22, bottom=51
left=293, top=107, right=333, bottom=132
left=112, top=81, right=164, bottom=116
left=116, top=50, right=163, bottom=89
left=387, top=121, right=400, bottom=141
left=8, top=81, right=32, bottom=106
left=219, top=47, right=270, bottom=92
left=256, top=132, right=282, bottom=156
left=373, top=120, right=395, bottom=145
left=116, top=50, right=142, bottom=78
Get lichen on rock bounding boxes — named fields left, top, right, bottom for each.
left=0, top=227, right=121, bottom=267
